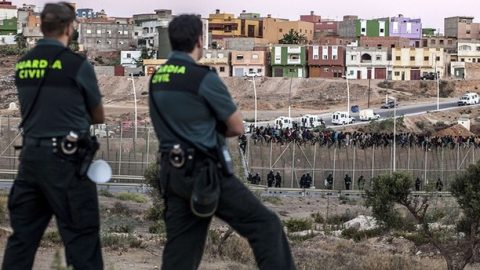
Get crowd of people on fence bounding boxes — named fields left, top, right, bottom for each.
left=239, top=126, right=480, bottom=151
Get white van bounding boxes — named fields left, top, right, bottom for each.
left=90, top=124, right=115, bottom=138
left=332, top=111, right=355, bottom=125
left=458, top=92, right=479, bottom=106
left=274, top=116, right=293, bottom=129
left=301, top=114, right=324, bottom=128
left=359, top=109, right=381, bottom=121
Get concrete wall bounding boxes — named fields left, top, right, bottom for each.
left=94, top=66, right=115, bottom=76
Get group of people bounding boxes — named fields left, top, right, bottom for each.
left=245, top=127, right=480, bottom=151
left=248, top=171, right=283, bottom=188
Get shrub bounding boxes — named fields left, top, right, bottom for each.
left=439, top=81, right=454, bottom=98
left=262, top=196, right=282, bottom=205
left=101, top=233, right=146, bottom=249
left=326, top=211, right=356, bottom=225
left=41, top=230, right=62, bottom=246
left=310, top=212, right=324, bottom=224
left=104, top=216, right=137, bottom=234
left=284, top=218, right=313, bottom=232
left=149, top=220, right=166, bottom=234
left=98, top=189, right=114, bottom=198
left=110, top=202, right=131, bottom=216
left=0, top=195, right=7, bottom=224
left=115, top=192, right=148, bottom=203
left=50, top=250, right=73, bottom=270
left=341, top=227, right=385, bottom=242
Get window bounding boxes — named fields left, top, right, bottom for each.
left=313, top=54, right=319, bottom=60
left=361, top=28, right=366, bottom=32
left=252, top=54, right=259, bottom=60
left=257, top=68, right=262, bottom=73
left=424, top=56, right=429, bottom=61
left=332, top=55, right=338, bottom=60
left=236, top=55, right=244, bottom=60
left=431, top=40, right=436, bottom=45
left=396, top=56, right=401, bottom=60
left=118, top=31, right=122, bottom=34
left=127, top=53, right=131, bottom=58
left=96, top=40, right=102, bottom=43
left=299, top=29, right=302, bottom=33
left=86, top=29, right=92, bottom=34
left=461, top=58, right=465, bottom=62
left=466, top=30, right=471, bottom=34
left=395, top=71, right=400, bottom=76
left=351, top=55, right=357, bottom=61
left=219, top=67, right=225, bottom=72
left=119, top=41, right=124, bottom=45
left=436, top=56, right=440, bottom=61
left=107, top=40, right=111, bottom=44
left=376, top=55, right=382, bottom=61
left=448, top=40, right=453, bottom=45
left=477, top=47, right=480, bottom=51
left=380, top=29, right=384, bottom=33
left=107, top=30, right=112, bottom=35
left=289, top=68, right=295, bottom=73
left=96, top=29, right=102, bottom=34
left=124, top=31, right=129, bottom=35
left=349, top=70, right=354, bottom=75
left=323, top=54, right=328, bottom=60
left=218, top=53, right=224, bottom=59
left=279, top=28, right=283, bottom=33
left=410, top=56, right=415, bottom=61
left=205, top=53, right=212, bottom=59
left=249, top=68, right=254, bottom=73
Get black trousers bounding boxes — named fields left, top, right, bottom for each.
left=159, top=159, right=296, bottom=270
left=2, top=145, right=103, bottom=270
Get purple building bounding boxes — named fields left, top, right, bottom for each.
left=389, top=14, right=422, bottom=47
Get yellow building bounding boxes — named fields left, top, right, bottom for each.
left=391, top=48, right=445, bottom=80
left=144, top=59, right=167, bottom=76
left=208, top=10, right=262, bottom=42
left=262, top=17, right=314, bottom=44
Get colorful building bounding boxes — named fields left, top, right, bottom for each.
left=208, top=10, right=262, bottom=41
left=356, top=18, right=389, bottom=37
left=346, top=46, right=391, bottom=80
left=198, top=50, right=231, bottom=77
left=262, top=17, right=314, bottom=44
left=307, top=45, right=345, bottom=78
left=445, top=16, right=480, bottom=39
left=231, top=50, right=268, bottom=77
left=300, top=11, right=338, bottom=38
left=391, top=48, right=445, bottom=80
left=359, top=36, right=410, bottom=49
left=271, top=45, right=307, bottom=78
left=389, top=15, right=422, bottom=47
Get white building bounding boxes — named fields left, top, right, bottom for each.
left=121, top=51, right=142, bottom=68
left=0, top=1, right=17, bottom=20
left=457, top=41, right=480, bottom=63
left=346, top=46, right=391, bottom=80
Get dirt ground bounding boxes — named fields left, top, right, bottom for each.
left=0, top=192, right=464, bottom=270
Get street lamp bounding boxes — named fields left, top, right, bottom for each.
left=128, top=73, right=138, bottom=141
left=245, top=74, right=258, bottom=128
left=393, top=96, right=397, bottom=172
left=435, top=53, right=440, bottom=111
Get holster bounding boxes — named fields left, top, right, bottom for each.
left=75, top=135, right=100, bottom=178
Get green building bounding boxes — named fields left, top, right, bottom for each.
left=271, top=45, right=307, bottom=78
left=0, top=17, right=17, bottom=35
left=422, top=28, right=437, bottom=37
left=355, top=18, right=389, bottom=37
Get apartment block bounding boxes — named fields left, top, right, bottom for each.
left=198, top=50, right=231, bottom=77
left=271, top=45, right=307, bottom=78
left=231, top=50, right=268, bottom=77
left=308, top=45, right=345, bottom=78
left=391, top=48, right=445, bottom=80
left=346, top=46, right=391, bottom=80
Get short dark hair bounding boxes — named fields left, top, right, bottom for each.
left=40, top=2, right=76, bottom=38
left=168, top=14, right=203, bottom=52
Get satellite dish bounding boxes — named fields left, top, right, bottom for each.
left=87, top=159, right=112, bottom=184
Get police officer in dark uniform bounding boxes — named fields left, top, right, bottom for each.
left=149, top=15, right=295, bottom=270
left=275, top=172, right=282, bottom=188
left=2, top=3, right=104, bottom=269
left=267, top=170, right=275, bottom=187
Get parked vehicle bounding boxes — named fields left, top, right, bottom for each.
left=301, top=114, right=324, bottom=128
left=244, top=71, right=261, bottom=78
left=421, top=72, right=438, bottom=80
left=274, top=116, right=293, bottom=129
left=359, top=109, right=381, bottom=121
left=331, top=111, right=355, bottom=125
left=458, top=92, right=480, bottom=106
left=381, top=98, right=398, bottom=109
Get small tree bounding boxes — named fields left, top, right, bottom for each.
left=14, top=33, right=27, bottom=49
left=366, top=170, right=480, bottom=270
left=279, top=29, right=307, bottom=45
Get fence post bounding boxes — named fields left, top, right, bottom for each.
left=269, top=140, right=273, bottom=170
left=371, top=145, right=375, bottom=180
left=146, top=127, right=151, bottom=166
left=118, top=125, right=123, bottom=175
left=441, top=147, right=445, bottom=187
left=424, top=150, right=428, bottom=186
left=352, top=146, right=356, bottom=190
left=333, top=146, right=337, bottom=190
left=291, top=142, right=296, bottom=188
left=312, top=142, right=317, bottom=188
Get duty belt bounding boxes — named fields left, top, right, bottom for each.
left=23, top=137, right=62, bottom=147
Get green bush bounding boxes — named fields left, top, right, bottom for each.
left=104, top=216, right=137, bottom=234
left=98, top=189, right=114, bottom=198
left=149, top=220, right=166, bottom=234
left=145, top=206, right=163, bottom=221
left=326, top=212, right=356, bottom=225
left=144, top=163, right=165, bottom=223
left=115, top=192, right=148, bottom=203
left=341, top=227, right=385, bottom=242
left=101, top=233, right=145, bottom=249
left=311, top=212, right=324, bottom=224
left=284, top=218, right=313, bottom=232
left=41, top=230, right=62, bottom=246
left=0, top=195, right=7, bottom=224
left=110, top=202, right=132, bottom=216
left=262, top=196, right=282, bottom=205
